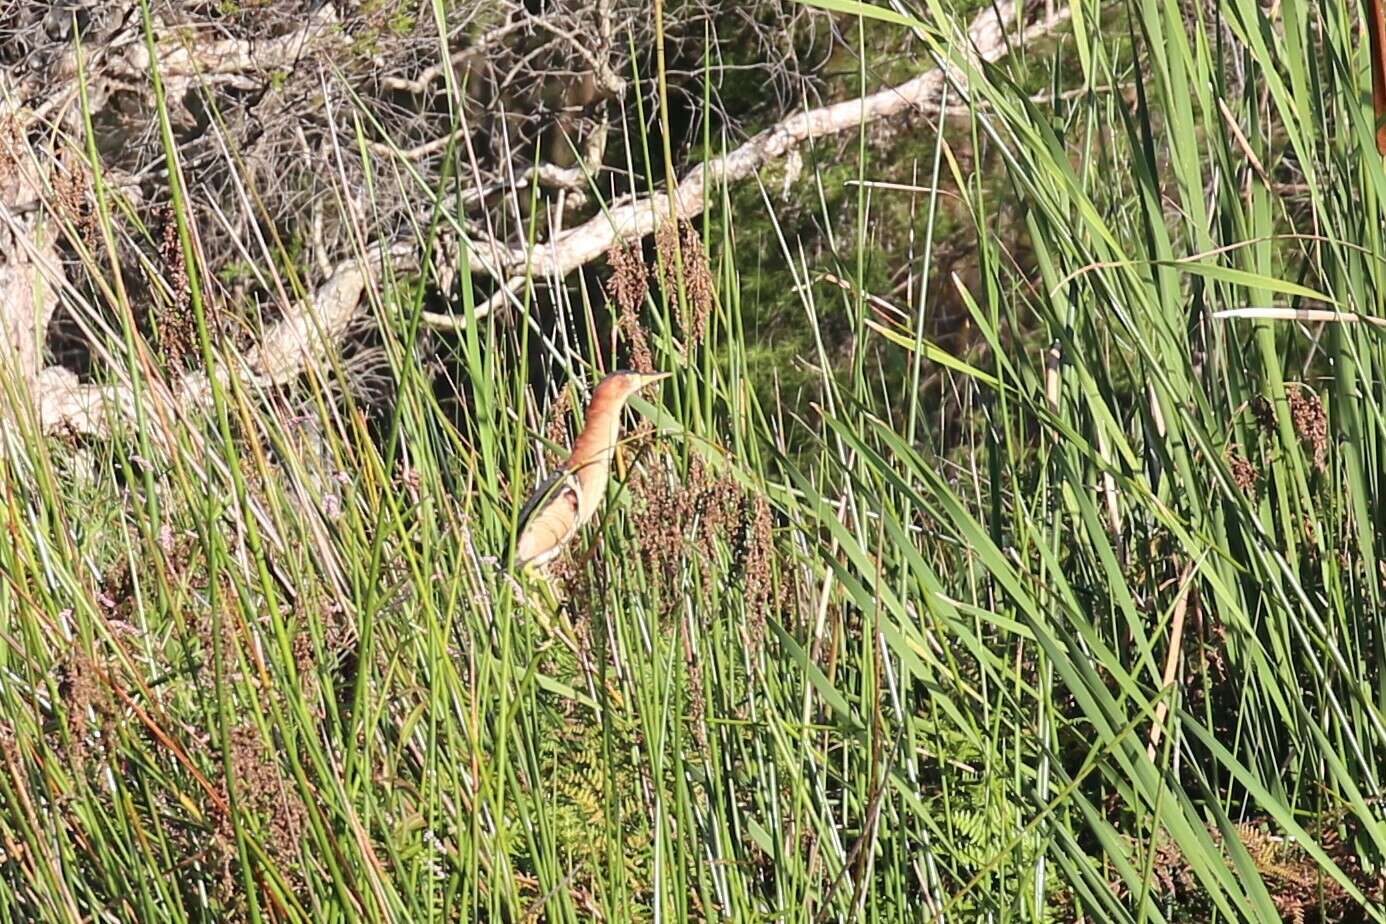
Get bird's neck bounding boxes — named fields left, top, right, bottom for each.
left=568, top=410, right=622, bottom=513
left=571, top=407, right=622, bottom=461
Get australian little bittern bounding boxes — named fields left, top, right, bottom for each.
left=513, top=370, right=671, bottom=569
left=1371, top=0, right=1386, bottom=153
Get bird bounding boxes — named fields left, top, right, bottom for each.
left=513, top=370, right=671, bottom=570
left=1370, top=0, right=1386, bottom=154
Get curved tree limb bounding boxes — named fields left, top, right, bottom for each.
left=0, top=4, right=394, bottom=438
left=20, top=4, right=342, bottom=126
left=469, top=0, right=1070, bottom=319
left=33, top=242, right=415, bottom=437
left=8, top=0, right=1070, bottom=435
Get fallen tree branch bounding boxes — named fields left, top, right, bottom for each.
left=11, top=0, right=1069, bottom=434
left=129, top=5, right=340, bottom=100
left=0, top=172, right=58, bottom=392
left=465, top=0, right=1071, bottom=319
left=19, top=4, right=342, bottom=126
left=35, top=242, right=415, bottom=437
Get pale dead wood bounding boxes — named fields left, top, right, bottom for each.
left=32, top=242, right=414, bottom=436
left=0, top=107, right=64, bottom=398
left=8, top=0, right=1070, bottom=434
left=1147, top=563, right=1197, bottom=762
left=115, top=5, right=340, bottom=97
left=16, top=4, right=342, bottom=126
left=0, top=3, right=399, bottom=437
left=0, top=4, right=332, bottom=418
left=0, top=185, right=58, bottom=390
left=466, top=0, right=1072, bottom=321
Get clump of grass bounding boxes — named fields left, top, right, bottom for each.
left=5, top=0, right=1386, bottom=921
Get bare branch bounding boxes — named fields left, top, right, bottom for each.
left=520, top=11, right=626, bottom=97
left=380, top=9, right=529, bottom=95
left=13, top=4, right=342, bottom=124
left=245, top=241, right=415, bottom=385
left=0, top=126, right=61, bottom=391
left=474, top=0, right=1071, bottom=316
left=3, top=0, right=1070, bottom=438
left=364, top=127, right=469, bottom=162
left=36, top=243, right=415, bottom=436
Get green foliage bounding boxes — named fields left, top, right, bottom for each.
left=7, top=0, right=1386, bottom=921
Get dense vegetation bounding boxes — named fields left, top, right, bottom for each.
left=2, top=0, right=1386, bottom=920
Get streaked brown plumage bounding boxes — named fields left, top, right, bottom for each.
left=514, top=370, right=671, bottom=569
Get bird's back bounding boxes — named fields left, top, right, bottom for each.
left=514, top=466, right=582, bottom=568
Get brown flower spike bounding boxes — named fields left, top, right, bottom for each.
left=656, top=220, right=714, bottom=350
left=608, top=242, right=655, bottom=374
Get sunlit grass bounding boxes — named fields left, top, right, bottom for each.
left=2, top=0, right=1386, bottom=921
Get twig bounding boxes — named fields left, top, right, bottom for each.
left=34, top=242, right=414, bottom=436
left=1147, top=563, right=1197, bottom=762
left=364, top=127, right=469, bottom=162
left=380, top=13, right=531, bottom=94
left=521, top=11, right=627, bottom=96
left=467, top=0, right=1073, bottom=325
left=1212, top=306, right=1386, bottom=328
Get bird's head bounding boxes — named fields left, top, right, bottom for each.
left=569, top=370, right=672, bottom=462
left=592, top=369, right=672, bottom=406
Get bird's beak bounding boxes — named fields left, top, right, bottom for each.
left=639, top=372, right=673, bottom=388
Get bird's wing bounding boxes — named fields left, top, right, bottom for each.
left=514, top=467, right=582, bottom=567
left=516, top=466, right=571, bottom=531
